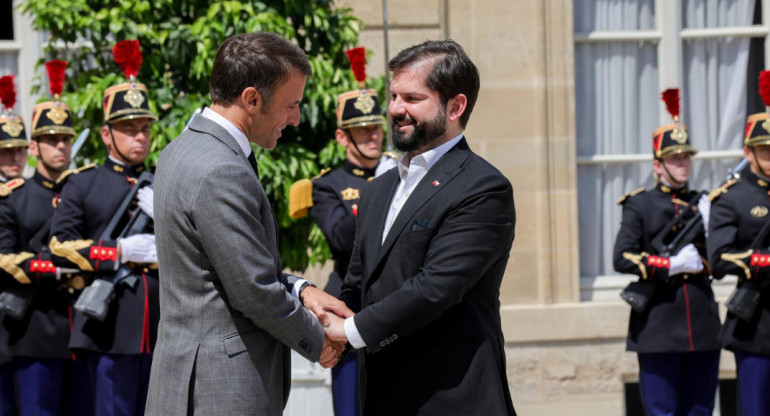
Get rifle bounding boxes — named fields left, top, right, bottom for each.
left=620, top=159, right=747, bottom=312
left=74, top=171, right=154, bottom=322
left=725, top=218, right=770, bottom=321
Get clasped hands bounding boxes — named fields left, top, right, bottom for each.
left=300, top=286, right=352, bottom=369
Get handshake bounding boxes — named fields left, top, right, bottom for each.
left=300, top=285, right=353, bottom=369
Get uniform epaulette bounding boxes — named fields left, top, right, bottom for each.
left=382, top=150, right=401, bottom=161
left=0, top=178, right=25, bottom=198
left=616, top=187, right=645, bottom=205
left=312, top=167, right=332, bottom=180
left=289, top=168, right=332, bottom=220
left=56, top=163, right=96, bottom=184
left=708, top=178, right=737, bottom=202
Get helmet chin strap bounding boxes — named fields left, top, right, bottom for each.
left=108, top=124, right=133, bottom=165
left=750, top=146, right=770, bottom=178
left=35, top=139, right=64, bottom=176
left=659, top=158, right=686, bottom=189
left=344, top=129, right=378, bottom=162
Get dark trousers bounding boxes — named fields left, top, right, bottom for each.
left=85, top=352, right=152, bottom=416
left=332, top=351, right=360, bottom=416
left=16, top=357, right=64, bottom=416
left=734, top=349, right=770, bottom=416
left=638, top=350, right=720, bottom=416
left=0, top=362, right=16, bottom=416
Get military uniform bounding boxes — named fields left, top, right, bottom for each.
left=708, top=95, right=770, bottom=415
left=0, top=101, right=28, bottom=415
left=49, top=42, right=159, bottom=416
left=613, top=88, right=721, bottom=416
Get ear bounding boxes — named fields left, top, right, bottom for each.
left=446, top=94, right=468, bottom=123
left=652, top=158, right=664, bottom=176
left=241, top=87, right=263, bottom=114
left=744, top=145, right=753, bottom=159
left=28, top=140, right=38, bottom=158
left=335, top=128, right=350, bottom=147
left=100, top=125, right=112, bottom=148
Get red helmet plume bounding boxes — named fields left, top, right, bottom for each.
left=759, top=70, right=770, bottom=107
left=345, top=47, right=367, bottom=88
left=45, top=60, right=67, bottom=96
left=0, top=75, right=16, bottom=111
left=113, top=40, right=142, bottom=79
left=661, top=88, right=680, bottom=121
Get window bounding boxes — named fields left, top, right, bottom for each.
left=574, top=0, right=762, bottom=300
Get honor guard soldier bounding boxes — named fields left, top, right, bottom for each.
left=613, top=89, right=721, bottom=415
left=288, top=47, right=389, bottom=416
left=48, top=40, right=159, bottom=416
left=0, top=60, right=94, bottom=415
left=0, top=74, right=25, bottom=415
left=708, top=71, right=770, bottom=416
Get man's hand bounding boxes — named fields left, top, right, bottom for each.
left=319, top=336, right=345, bottom=368
left=324, top=310, right=348, bottom=343
left=301, top=285, right=353, bottom=326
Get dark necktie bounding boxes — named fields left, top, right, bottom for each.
left=247, top=151, right=260, bottom=180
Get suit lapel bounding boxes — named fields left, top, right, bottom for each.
left=364, top=170, right=400, bottom=273
left=372, top=139, right=472, bottom=271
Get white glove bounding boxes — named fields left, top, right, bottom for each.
left=55, top=267, right=79, bottom=281
left=137, top=187, right=154, bottom=220
left=669, top=243, right=704, bottom=275
left=697, top=194, right=710, bottom=237
left=118, top=234, right=157, bottom=264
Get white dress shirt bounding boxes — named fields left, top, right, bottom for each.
left=345, top=133, right=465, bottom=348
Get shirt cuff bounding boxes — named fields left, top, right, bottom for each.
left=344, top=316, right=366, bottom=349
left=291, top=279, right=309, bottom=298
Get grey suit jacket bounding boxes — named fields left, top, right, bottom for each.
left=145, top=114, right=324, bottom=416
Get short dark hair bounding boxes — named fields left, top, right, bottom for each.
left=387, top=40, right=479, bottom=128
left=209, top=32, right=312, bottom=107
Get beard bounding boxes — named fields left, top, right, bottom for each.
left=391, top=106, right=446, bottom=153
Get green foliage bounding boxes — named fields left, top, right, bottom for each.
left=20, top=0, right=383, bottom=271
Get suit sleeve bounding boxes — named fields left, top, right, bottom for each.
left=351, top=172, right=515, bottom=354
left=192, top=161, right=324, bottom=362
left=49, top=176, right=119, bottom=273
left=612, top=197, right=671, bottom=281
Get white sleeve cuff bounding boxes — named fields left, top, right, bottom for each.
left=291, top=279, right=309, bottom=298
left=344, top=316, right=366, bottom=349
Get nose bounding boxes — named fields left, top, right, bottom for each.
left=287, top=106, right=301, bottom=127
left=388, top=97, right=405, bottom=118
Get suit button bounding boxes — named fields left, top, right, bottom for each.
left=379, top=341, right=385, bottom=347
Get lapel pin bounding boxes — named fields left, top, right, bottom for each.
left=432, top=180, right=440, bottom=187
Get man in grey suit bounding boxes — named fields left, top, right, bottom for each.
left=146, top=32, right=344, bottom=415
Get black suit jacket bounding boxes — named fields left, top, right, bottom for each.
left=339, top=138, right=517, bottom=416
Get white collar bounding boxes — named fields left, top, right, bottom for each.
left=396, top=133, right=464, bottom=179
left=200, top=107, right=253, bottom=157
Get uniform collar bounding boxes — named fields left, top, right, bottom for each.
left=32, top=170, right=61, bottom=192
left=105, top=156, right=146, bottom=177
left=342, top=161, right=376, bottom=179
left=742, top=168, right=770, bottom=190
left=656, top=181, right=689, bottom=196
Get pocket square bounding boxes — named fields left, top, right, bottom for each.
left=411, top=219, right=429, bottom=230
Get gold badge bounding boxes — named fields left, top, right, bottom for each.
left=2, top=119, right=24, bottom=138
left=660, top=185, right=671, bottom=193
left=46, top=106, right=69, bottom=125
left=353, top=93, right=375, bottom=115
left=759, top=179, right=769, bottom=188
left=763, top=118, right=770, bottom=135
left=751, top=206, right=768, bottom=218
left=69, top=275, right=85, bottom=290
left=113, top=164, right=124, bottom=173
left=352, top=169, right=365, bottom=177
left=123, top=87, right=145, bottom=109
left=670, top=126, right=688, bottom=144
left=340, top=187, right=360, bottom=200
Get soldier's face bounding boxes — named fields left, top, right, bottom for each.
left=31, top=134, right=72, bottom=174
left=654, top=152, right=692, bottom=187
left=0, top=146, right=27, bottom=179
left=388, top=66, right=447, bottom=154
left=746, top=144, right=770, bottom=176
left=344, top=125, right=383, bottom=161
left=102, top=118, right=152, bottom=165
